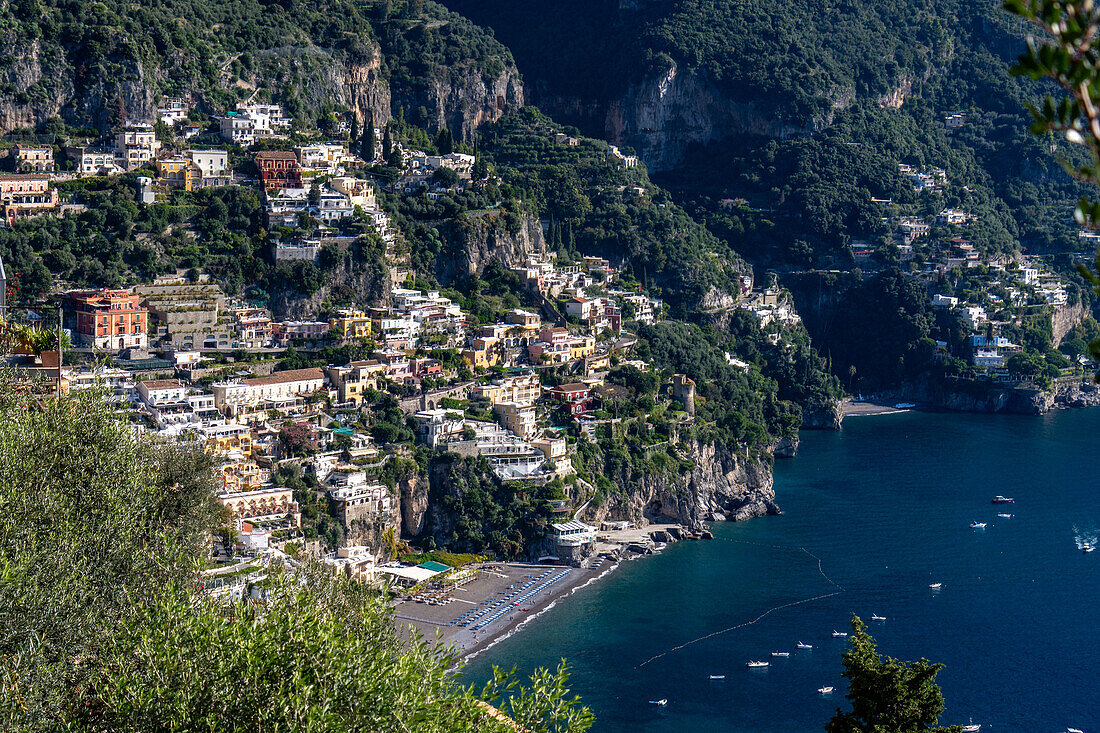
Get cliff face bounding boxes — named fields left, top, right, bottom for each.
left=541, top=60, right=821, bottom=171
left=588, top=440, right=779, bottom=531
left=0, top=36, right=519, bottom=138
left=269, top=248, right=388, bottom=321
left=1052, top=300, right=1087, bottom=345
left=802, top=399, right=843, bottom=430
left=436, top=212, right=545, bottom=284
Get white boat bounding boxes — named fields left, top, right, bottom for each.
left=832, top=630, right=848, bottom=638
left=649, top=698, right=667, bottom=706
left=746, top=661, right=769, bottom=668
left=970, top=521, right=987, bottom=529
left=709, top=675, right=725, bottom=680
left=894, top=402, right=916, bottom=409
left=929, top=582, right=942, bottom=589
left=818, top=686, right=834, bottom=695
left=1082, top=544, right=1095, bottom=553
left=871, top=614, right=886, bottom=621
left=992, top=495, right=1015, bottom=504
left=797, top=641, right=813, bottom=649
left=961, top=721, right=981, bottom=732
left=997, top=513, right=1013, bottom=518
left=1066, top=728, right=1084, bottom=733
left=771, top=651, right=790, bottom=657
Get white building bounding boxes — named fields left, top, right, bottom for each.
left=114, top=123, right=161, bottom=170
left=188, top=149, right=229, bottom=182
left=211, top=368, right=325, bottom=417
left=552, top=520, right=597, bottom=547
left=158, top=98, right=189, bottom=124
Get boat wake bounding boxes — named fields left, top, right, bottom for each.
left=1072, top=526, right=1098, bottom=551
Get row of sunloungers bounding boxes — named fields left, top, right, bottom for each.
left=448, top=570, right=570, bottom=631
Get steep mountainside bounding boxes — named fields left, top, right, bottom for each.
left=0, top=0, right=521, bottom=137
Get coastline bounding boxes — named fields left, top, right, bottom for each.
left=840, top=398, right=915, bottom=417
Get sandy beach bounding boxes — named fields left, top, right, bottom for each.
left=393, top=561, right=608, bottom=662
left=840, top=398, right=916, bottom=417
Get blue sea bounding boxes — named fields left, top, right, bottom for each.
left=463, top=409, right=1100, bottom=732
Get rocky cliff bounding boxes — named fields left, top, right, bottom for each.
left=1052, top=300, right=1088, bottom=345
left=268, top=243, right=388, bottom=321
left=587, top=440, right=779, bottom=530
left=0, top=25, right=520, bottom=138
left=540, top=60, right=822, bottom=171
left=436, top=212, right=545, bottom=284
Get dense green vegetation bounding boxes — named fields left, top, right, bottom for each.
left=426, top=454, right=560, bottom=557
left=3, top=0, right=515, bottom=133
left=478, top=108, right=746, bottom=311
left=0, top=177, right=387, bottom=308
left=827, top=617, right=962, bottom=733
left=0, top=377, right=592, bottom=731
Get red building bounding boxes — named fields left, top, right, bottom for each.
left=547, top=382, right=594, bottom=416
left=70, top=289, right=148, bottom=350
left=255, top=151, right=302, bottom=191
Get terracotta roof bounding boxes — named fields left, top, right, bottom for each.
left=0, top=174, right=50, bottom=181
left=553, top=382, right=590, bottom=392
left=254, top=151, right=297, bottom=160
left=242, top=367, right=323, bottom=387
left=141, top=379, right=182, bottom=390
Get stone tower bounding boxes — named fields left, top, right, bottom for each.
left=670, top=374, right=696, bottom=415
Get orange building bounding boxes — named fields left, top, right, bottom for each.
left=0, top=174, right=58, bottom=223
left=70, top=289, right=148, bottom=349
left=255, top=151, right=302, bottom=191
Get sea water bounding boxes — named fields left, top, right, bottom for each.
left=462, top=409, right=1100, bottom=732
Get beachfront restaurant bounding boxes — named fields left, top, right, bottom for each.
left=551, top=521, right=597, bottom=547
left=378, top=561, right=451, bottom=589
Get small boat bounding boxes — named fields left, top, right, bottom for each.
left=970, top=521, right=987, bottom=529
left=929, top=583, right=942, bottom=589
left=997, top=513, right=1013, bottom=518
left=894, top=402, right=916, bottom=409
left=871, top=614, right=886, bottom=621
left=1082, top=544, right=1095, bottom=553
left=708, top=674, right=726, bottom=680
left=818, top=686, right=834, bottom=695
left=649, top=699, right=667, bottom=706
left=832, top=630, right=848, bottom=638
left=961, top=720, right=981, bottom=732
left=771, top=651, right=790, bottom=657
left=1066, top=728, right=1084, bottom=733
left=746, top=661, right=769, bottom=668
left=992, top=495, right=1015, bottom=504
left=797, top=641, right=813, bottom=649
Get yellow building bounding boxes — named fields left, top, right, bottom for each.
left=154, top=156, right=198, bottom=191
left=330, top=308, right=372, bottom=339
left=568, top=335, right=597, bottom=360
left=218, top=461, right=268, bottom=493
left=462, top=336, right=501, bottom=368
left=324, top=360, right=387, bottom=404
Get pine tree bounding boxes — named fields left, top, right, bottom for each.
left=362, top=111, right=376, bottom=161
left=382, top=124, right=392, bottom=163
left=434, top=126, right=453, bottom=155
left=349, top=114, right=359, bottom=147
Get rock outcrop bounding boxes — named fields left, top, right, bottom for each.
left=802, top=399, right=843, bottom=430
left=436, top=212, right=545, bottom=284
left=588, top=440, right=779, bottom=531
left=399, top=472, right=431, bottom=538
left=268, top=243, right=388, bottom=321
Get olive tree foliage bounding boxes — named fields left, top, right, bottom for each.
left=1007, top=0, right=1100, bottom=366
left=0, top=376, right=224, bottom=725
left=826, top=617, right=962, bottom=733
left=0, top=377, right=593, bottom=732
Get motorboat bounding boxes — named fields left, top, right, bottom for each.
left=961, top=720, right=981, bottom=732
left=797, top=641, right=813, bottom=649
left=1066, top=728, right=1084, bottom=733
left=832, top=630, right=848, bottom=638
left=649, top=699, right=667, bottom=706
left=818, top=686, right=834, bottom=695
left=997, top=513, right=1013, bottom=518
left=709, top=675, right=726, bottom=680
left=894, top=402, right=916, bottom=409
left=871, top=614, right=886, bottom=621
left=929, top=583, right=942, bottom=589
left=746, top=661, right=770, bottom=668
left=1082, top=544, right=1095, bottom=553
left=992, top=495, right=1015, bottom=504
left=970, top=521, right=987, bottom=529
left=771, top=651, right=790, bottom=657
